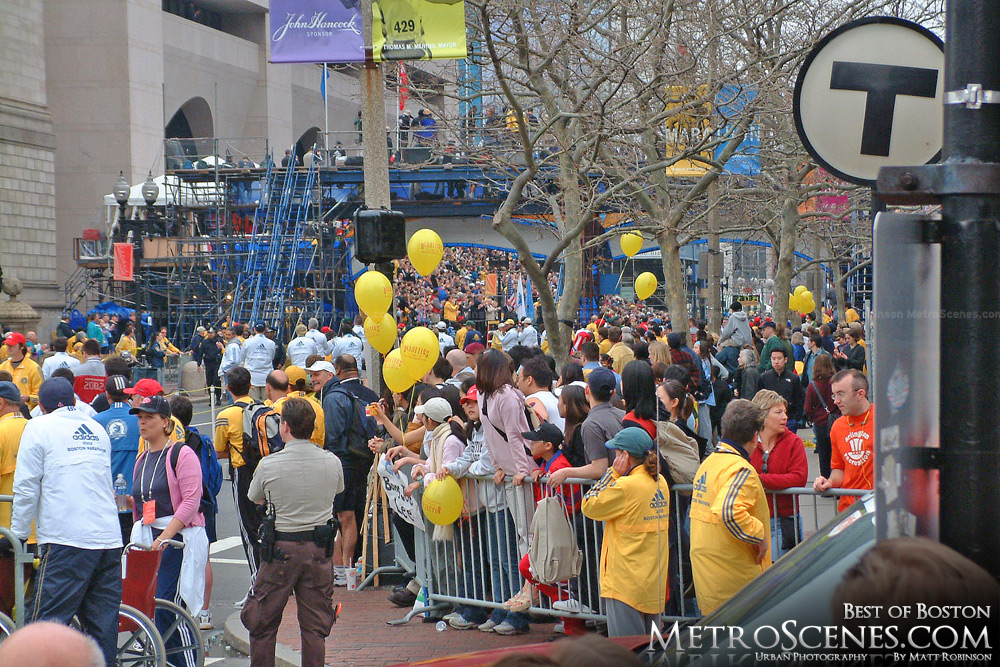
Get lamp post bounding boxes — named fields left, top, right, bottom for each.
left=137, top=173, right=158, bottom=322
left=113, top=171, right=130, bottom=239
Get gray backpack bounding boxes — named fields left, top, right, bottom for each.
left=528, top=496, right=583, bottom=584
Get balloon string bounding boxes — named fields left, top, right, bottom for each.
left=615, top=257, right=629, bottom=289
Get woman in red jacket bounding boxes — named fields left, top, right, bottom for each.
left=804, top=354, right=839, bottom=479
left=749, top=390, right=808, bottom=558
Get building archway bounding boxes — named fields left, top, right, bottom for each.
left=165, top=97, right=214, bottom=167
left=294, top=127, right=321, bottom=161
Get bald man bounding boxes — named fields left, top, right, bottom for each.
left=445, top=348, right=473, bottom=388
left=0, top=621, right=104, bottom=667
left=264, top=369, right=290, bottom=405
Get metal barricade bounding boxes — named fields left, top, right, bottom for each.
left=390, top=477, right=868, bottom=627
left=0, top=494, right=33, bottom=628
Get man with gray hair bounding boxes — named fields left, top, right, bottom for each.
left=445, top=348, right=474, bottom=387
left=689, top=399, right=771, bottom=614
left=306, top=317, right=327, bottom=350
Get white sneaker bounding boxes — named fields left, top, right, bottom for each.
left=478, top=619, right=498, bottom=632
left=551, top=598, right=592, bottom=614
left=441, top=612, right=461, bottom=623
left=198, top=610, right=213, bottom=630
left=553, top=622, right=565, bottom=634
left=233, top=593, right=248, bottom=609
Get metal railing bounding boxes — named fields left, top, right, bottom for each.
left=384, top=476, right=867, bottom=627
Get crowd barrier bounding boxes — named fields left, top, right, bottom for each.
left=382, top=475, right=867, bottom=626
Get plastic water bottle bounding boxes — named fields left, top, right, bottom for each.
left=114, top=474, right=128, bottom=513
left=435, top=621, right=447, bottom=632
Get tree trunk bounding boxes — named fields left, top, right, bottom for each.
left=706, top=180, right=722, bottom=333
left=832, top=259, right=847, bottom=324
left=657, top=228, right=688, bottom=325
left=772, top=196, right=798, bottom=326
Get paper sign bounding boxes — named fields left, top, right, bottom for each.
left=376, top=454, right=425, bottom=530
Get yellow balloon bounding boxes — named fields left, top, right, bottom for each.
left=634, top=272, right=658, bottom=300
left=364, top=313, right=397, bottom=355
left=407, top=228, right=444, bottom=276
left=794, top=285, right=808, bottom=297
left=620, top=232, right=643, bottom=258
left=383, top=348, right=414, bottom=394
left=789, top=293, right=802, bottom=312
left=400, top=326, right=439, bottom=380
left=803, top=299, right=816, bottom=313
left=800, top=290, right=813, bottom=304
left=422, top=476, right=463, bottom=526
left=354, top=271, right=393, bottom=316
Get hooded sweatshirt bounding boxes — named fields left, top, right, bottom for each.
left=718, top=311, right=752, bottom=348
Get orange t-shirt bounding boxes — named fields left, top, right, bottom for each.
left=829, top=404, right=875, bottom=512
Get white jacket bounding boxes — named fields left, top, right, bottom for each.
left=287, top=336, right=319, bottom=367
left=219, top=339, right=242, bottom=377
left=241, top=334, right=277, bottom=385
left=12, top=406, right=122, bottom=549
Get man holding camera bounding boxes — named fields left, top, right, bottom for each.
left=241, top=398, right=345, bottom=667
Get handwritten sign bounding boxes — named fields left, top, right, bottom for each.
left=376, top=455, right=424, bottom=531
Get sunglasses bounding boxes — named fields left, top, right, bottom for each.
left=761, top=449, right=770, bottom=474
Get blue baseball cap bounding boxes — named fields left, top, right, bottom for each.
left=0, top=381, right=20, bottom=404
left=38, top=377, right=75, bottom=413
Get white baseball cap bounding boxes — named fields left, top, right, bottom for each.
left=305, top=360, right=335, bottom=373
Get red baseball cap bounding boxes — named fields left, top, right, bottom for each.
left=460, top=386, right=479, bottom=404
left=320, top=326, right=331, bottom=333
left=124, top=378, right=164, bottom=397
left=464, top=342, right=485, bottom=354
left=3, top=332, right=26, bottom=346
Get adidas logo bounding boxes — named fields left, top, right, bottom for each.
left=693, top=472, right=708, bottom=494
left=72, top=423, right=101, bottom=443
left=650, top=488, right=669, bottom=509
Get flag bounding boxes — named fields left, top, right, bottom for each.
left=320, top=64, right=329, bottom=101
left=505, top=276, right=517, bottom=312
left=515, top=274, right=527, bottom=319
left=484, top=273, right=498, bottom=296
left=398, top=63, right=409, bottom=111
left=525, top=276, right=535, bottom=320
left=113, top=243, right=134, bottom=281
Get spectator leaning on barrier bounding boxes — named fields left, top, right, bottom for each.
left=690, top=399, right=771, bottom=615
left=749, top=390, right=808, bottom=559
left=813, top=368, right=875, bottom=512
left=11, top=377, right=123, bottom=666
left=582, top=427, right=670, bottom=638
left=0, top=381, right=27, bottom=532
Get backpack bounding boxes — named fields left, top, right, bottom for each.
left=329, top=387, right=377, bottom=462
left=527, top=496, right=583, bottom=584
left=240, top=401, right=284, bottom=469
left=655, top=421, right=701, bottom=492
left=170, top=431, right=223, bottom=516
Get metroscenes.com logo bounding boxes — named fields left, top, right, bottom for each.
left=650, top=603, right=994, bottom=664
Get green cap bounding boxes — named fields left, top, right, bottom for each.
left=605, top=427, right=655, bottom=456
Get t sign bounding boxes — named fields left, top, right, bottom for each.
left=794, top=17, right=944, bottom=187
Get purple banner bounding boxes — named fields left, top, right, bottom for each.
left=269, top=0, right=365, bottom=64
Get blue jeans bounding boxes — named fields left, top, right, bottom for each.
left=28, top=544, right=122, bottom=667
left=484, top=508, right=528, bottom=630
left=771, top=515, right=802, bottom=559
left=716, top=346, right=740, bottom=376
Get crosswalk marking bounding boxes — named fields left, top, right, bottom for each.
left=210, top=536, right=243, bottom=554
left=211, top=558, right=250, bottom=565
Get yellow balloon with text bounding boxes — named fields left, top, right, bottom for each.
left=407, top=228, right=445, bottom=276
left=620, top=232, right=644, bottom=258
left=383, top=348, right=414, bottom=394
left=422, top=476, right=464, bottom=526
left=400, top=326, right=439, bottom=380
left=794, top=285, right=808, bottom=297
left=365, top=312, right=397, bottom=355
left=354, top=271, right=393, bottom=316
left=634, top=272, right=658, bottom=300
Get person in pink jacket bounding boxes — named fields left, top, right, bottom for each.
left=131, top=395, right=205, bottom=666
left=475, top=349, right=536, bottom=635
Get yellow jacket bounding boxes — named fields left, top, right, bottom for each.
left=689, top=440, right=772, bottom=615
left=271, top=391, right=325, bottom=448
left=582, top=465, right=670, bottom=613
left=116, top=335, right=138, bottom=355
left=0, top=357, right=42, bottom=408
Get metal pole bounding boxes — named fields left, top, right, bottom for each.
left=361, top=0, right=392, bottom=394
left=938, top=0, right=1000, bottom=578
left=323, top=63, right=329, bottom=151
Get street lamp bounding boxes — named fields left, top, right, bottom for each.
left=113, top=171, right=130, bottom=239
left=142, top=172, right=159, bottom=209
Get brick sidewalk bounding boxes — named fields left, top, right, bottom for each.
left=275, top=586, right=562, bottom=666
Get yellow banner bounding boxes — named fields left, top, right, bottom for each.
left=664, top=85, right=713, bottom=177
left=372, top=0, right=467, bottom=62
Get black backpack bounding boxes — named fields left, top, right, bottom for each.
left=329, top=387, right=376, bottom=463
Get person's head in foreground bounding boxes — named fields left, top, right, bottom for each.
left=0, top=621, right=105, bottom=667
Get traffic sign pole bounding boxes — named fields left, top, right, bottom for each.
left=937, top=0, right=1000, bottom=578
left=877, top=2, right=1000, bottom=578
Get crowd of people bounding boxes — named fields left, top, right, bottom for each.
left=0, top=293, right=877, bottom=666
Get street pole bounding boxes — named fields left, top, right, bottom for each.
left=937, top=0, right=1000, bottom=577
left=706, top=180, right=722, bottom=333
left=360, top=0, right=392, bottom=394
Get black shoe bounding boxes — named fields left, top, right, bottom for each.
left=388, top=589, right=418, bottom=607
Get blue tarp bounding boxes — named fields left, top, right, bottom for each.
left=86, top=301, right=134, bottom=319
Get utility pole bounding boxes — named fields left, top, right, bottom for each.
left=706, top=180, right=722, bottom=333
left=878, top=1, right=1000, bottom=577
left=360, top=0, right=392, bottom=393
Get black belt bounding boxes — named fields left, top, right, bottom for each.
left=274, top=529, right=321, bottom=542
